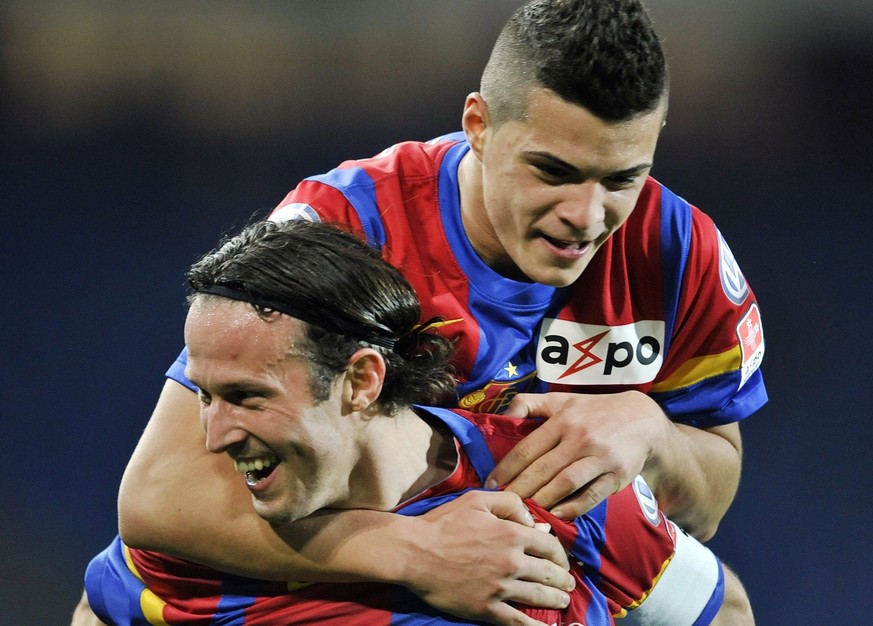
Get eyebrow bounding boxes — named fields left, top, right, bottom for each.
left=523, top=150, right=653, bottom=178
left=185, top=371, right=270, bottom=396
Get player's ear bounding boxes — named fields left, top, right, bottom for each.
left=341, top=348, right=386, bottom=414
left=462, top=92, right=491, bottom=159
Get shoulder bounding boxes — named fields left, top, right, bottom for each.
left=351, top=132, right=467, bottom=179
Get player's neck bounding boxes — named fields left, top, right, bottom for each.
left=399, top=413, right=457, bottom=504
left=355, top=408, right=457, bottom=509
left=457, top=151, right=492, bottom=262
left=457, top=150, right=518, bottom=276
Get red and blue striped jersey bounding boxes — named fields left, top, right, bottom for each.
left=168, top=133, right=766, bottom=424
left=85, top=406, right=724, bottom=625
left=266, top=132, right=767, bottom=426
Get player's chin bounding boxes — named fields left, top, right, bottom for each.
left=522, top=259, right=589, bottom=287
left=518, top=241, right=594, bottom=286
left=251, top=495, right=296, bottom=526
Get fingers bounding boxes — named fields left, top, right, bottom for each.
left=481, top=527, right=575, bottom=624
left=486, top=424, right=563, bottom=495
left=483, top=581, right=572, bottom=626
left=485, top=603, right=554, bottom=626
left=529, top=451, right=629, bottom=510
left=409, top=490, right=576, bottom=624
left=461, top=490, right=574, bottom=574
left=490, top=391, right=655, bottom=520
left=547, top=473, right=624, bottom=520
left=503, top=392, right=575, bottom=419
left=501, top=578, right=574, bottom=611
left=517, top=519, right=572, bottom=573
left=473, top=489, right=536, bottom=527
left=489, top=441, right=628, bottom=519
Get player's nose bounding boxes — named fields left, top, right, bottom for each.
left=201, top=400, right=248, bottom=454
left=554, top=181, right=605, bottom=231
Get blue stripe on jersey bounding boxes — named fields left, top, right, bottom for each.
left=436, top=140, right=555, bottom=308
left=436, top=140, right=558, bottom=394
left=651, top=368, right=767, bottom=427
left=567, top=495, right=607, bottom=580
left=211, top=573, right=267, bottom=625
left=584, top=590, right=612, bottom=626
left=304, top=168, right=386, bottom=248
left=84, top=536, right=149, bottom=626
left=166, top=348, right=195, bottom=391
left=394, top=488, right=479, bottom=518
left=656, top=182, right=693, bottom=358
left=691, top=562, right=725, bottom=626
left=415, top=406, right=496, bottom=480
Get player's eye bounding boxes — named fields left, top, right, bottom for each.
left=534, top=162, right=571, bottom=181
left=228, top=390, right=266, bottom=407
left=603, top=174, right=639, bottom=191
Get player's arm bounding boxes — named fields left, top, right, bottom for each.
left=118, top=379, right=574, bottom=626
left=642, top=412, right=742, bottom=540
left=712, top=565, right=755, bottom=625
left=487, top=218, right=762, bottom=541
left=543, top=480, right=753, bottom=625
left=486, top=391, right=741, bottom=541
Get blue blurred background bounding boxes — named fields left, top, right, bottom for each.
left=2, top=1, right=871, bottom=623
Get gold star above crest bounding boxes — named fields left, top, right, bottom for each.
left=503, top=362, right=518, bottom=378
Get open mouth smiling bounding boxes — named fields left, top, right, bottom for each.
left=234, top=456, right=279, bottom=486
left=540, top=233, right=592, bottom=257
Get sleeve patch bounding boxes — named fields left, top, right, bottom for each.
left=717, top=229, right=750, bottom=305
left=632, top=476, right=661, bottom=526
left=737, top=302, right=765, bottom=389
left=269, top=203, right=321, bottom=223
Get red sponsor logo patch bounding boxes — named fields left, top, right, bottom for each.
left=736, top=303, right=764, bottom=388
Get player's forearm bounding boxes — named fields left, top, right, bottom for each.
left=132, top=503, right=415, bottom=583
left=642, top=420, right=742, bottom=541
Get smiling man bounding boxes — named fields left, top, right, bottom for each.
left=113, top=0, right=767, bottom=623
left=84, top=219, right=755, bottom=625
left=458, top=87, right=664, bottom=285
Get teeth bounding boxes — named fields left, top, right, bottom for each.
left=234, top=457, right=277, bottom=474
left=545, top=235, right=584, bottom=249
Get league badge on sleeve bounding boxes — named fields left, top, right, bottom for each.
left=737, top=302, right=765, bottom=388
left=632, top=475, right=661, bottom=526
left=717, top=229, right=750, bottom=305
left=269, top=203, right=321, bottom=223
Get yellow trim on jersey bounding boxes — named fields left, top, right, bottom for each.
left=122, top=543, right=170, bottom=626
left=650, top=346, right=740, bottom=393
left=122, top=544, right=145, bottom=583
left=140, top=590, right=171, bottom=626
left=618, top=554, right=672, bottom=615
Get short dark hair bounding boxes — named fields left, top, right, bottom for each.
left=481, top=0, right=668, bottom=123
left=186, top=220, right=457, bottom=413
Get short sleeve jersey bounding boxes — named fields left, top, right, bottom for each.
left=84, top=406, right=724, bottom=626
left=169, top=133, right=765, bottom=426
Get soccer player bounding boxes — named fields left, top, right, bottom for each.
left=114, top=0, right=766, bottom=622
left=83, top=219, right=754, bottom=625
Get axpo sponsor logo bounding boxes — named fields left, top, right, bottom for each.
left=536, top=319, right=665, bottom=385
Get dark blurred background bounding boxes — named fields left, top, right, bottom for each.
left=2, top=1, right=871, bottom=623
